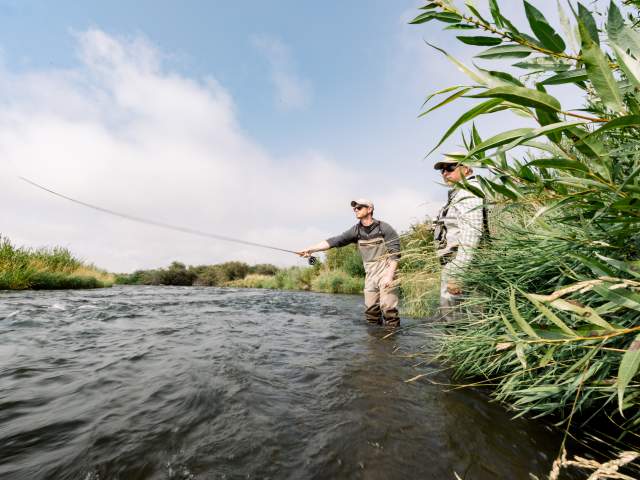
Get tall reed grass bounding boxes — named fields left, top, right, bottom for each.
left=0, top=236, right=113, bottom=290
left=410, top=0, right=640, bottom=473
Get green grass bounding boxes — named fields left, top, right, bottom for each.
left=0, top=236, right=114, bottom=290
left=311, top=270, right=364, bottom=294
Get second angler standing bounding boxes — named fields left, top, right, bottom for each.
left=433, top=153, right=485, bottom=314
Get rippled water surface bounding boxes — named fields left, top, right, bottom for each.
left=1, top=286, right=566, bottom=479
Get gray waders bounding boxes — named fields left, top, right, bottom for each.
left=358, top=238, right=400, bottom=327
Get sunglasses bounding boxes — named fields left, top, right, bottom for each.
left=353, top=205, right=368, bottom=211
left=439, top=163, right=459, bottom=173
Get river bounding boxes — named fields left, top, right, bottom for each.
left=0, top=286, right=568, bottom=479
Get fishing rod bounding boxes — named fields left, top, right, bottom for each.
left=19, top=176, right=318, bottom=265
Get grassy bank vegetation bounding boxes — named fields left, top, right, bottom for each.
left=0, top=236, right=114, bottom=290
left=412, top=0, right=640, bottom=474
left=118, top=227, right=438, bottom=300
left=116, top=245, right=366, bottom=295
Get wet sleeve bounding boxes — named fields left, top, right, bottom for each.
left=326, top=225, right=359, bottom=248
left=381, top=222, right=401, bottom=261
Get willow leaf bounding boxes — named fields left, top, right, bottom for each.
left=475, top=44, right=534, bottom=59
left=419, top=87, right=474, bottom=117
left=426, top=42, right=491, bottom=85
left=526, top=158, right=590, bottom=173
left=612, top=45, right=640, bottom=90
left=471, top=85, right=561, bottom=111
left=617, top=334, right=640, bottom=415
left=457, top=35, right=502, bottom=46
left=409, top=12, right=436, bottom=24
left=524, top=1, right=565, bottom=53
left=498, top=121, right=585, bottom=153
left=540, top=69, right=588, bottom=86
left=607, top=1, right=640, bottom=54
left=535, top=102, right=562, bottom=143
left=428, top=98, right=503, bottom=155
left=514, top=57, right=571, bottom=72
left=489, top=0, right=504, bottom=28
left=422, top=85, right=469, bottom=108
left=465, top=1, right=491, bottom=25
left=467, top=127, right=534, bottom=156
left=479, top=68, right=524, bottom=86
left=578, top=2, right=599, bottom=46
left=579, top=19, right=625, bottom=114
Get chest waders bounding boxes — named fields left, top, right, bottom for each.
left=358, top=238, right=399, bottom=327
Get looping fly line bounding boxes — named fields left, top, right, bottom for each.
left=19, top=176, right=318, bottom=265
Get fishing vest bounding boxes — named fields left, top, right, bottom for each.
left=434, top=177, right=489, bottom=262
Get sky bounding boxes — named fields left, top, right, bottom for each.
left=0, top=1, right=607, bottom=271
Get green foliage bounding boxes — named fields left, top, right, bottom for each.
left=324, top=244, right=365, bottom=278
left=249, top=263, right=279, bottom=276
left=398, top=223, right=441, bottom=317
left=311, top=270, right=364, bottom=294
left=226, top=274, right=280, bottom=289
left=412, top=0, right=640, bottom=464
left=0, top=235, right=113, bottom=289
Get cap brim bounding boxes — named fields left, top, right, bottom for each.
left=350, top=200, right=357, bottom=207
left=434, top=160, right=458, bottom=170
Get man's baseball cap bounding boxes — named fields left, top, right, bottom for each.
left=434, top=151, right=466, bottom=170
left=350, top=198, right=374, bottom=208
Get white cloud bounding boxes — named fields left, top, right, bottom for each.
left=251, top=34, right=311, bottom=110
left=0, top=29, right=433, bottom=272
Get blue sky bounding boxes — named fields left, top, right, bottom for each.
left=0, top=1, right=605, bottom=270
left=0, top=1, right=425, bottom=163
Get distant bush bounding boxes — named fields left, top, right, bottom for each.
left=217, top=261, right=250, bottom=282
left=158, top=262, right=196, bottom=286
left=248, top=263, right=279, bottom=276
left=191, top=265, right=223, bottom=286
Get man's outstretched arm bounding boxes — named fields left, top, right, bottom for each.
left=297, top=226, right=359, bottom=258
left=296, top=240, right=331, bottom=258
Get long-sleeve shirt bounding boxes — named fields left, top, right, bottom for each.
left=326, top=219, right=401, bottom=261
left=435, top=177, right=484, bottom=278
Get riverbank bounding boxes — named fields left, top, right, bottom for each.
left=114, top=247, right=366, bottom=295
left=0, top=236, right=114, bottom=290
left=410, top=1, right=640, bottom=475
left=115, top=224, right=441, bottom=305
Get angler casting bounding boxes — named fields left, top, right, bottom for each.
left=297, top=199, right=401, bottom=328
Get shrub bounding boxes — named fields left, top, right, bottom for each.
left=325, top=244, right=365, bottom=277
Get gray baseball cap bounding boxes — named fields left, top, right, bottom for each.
left=350, top=198, right=374, bottom=208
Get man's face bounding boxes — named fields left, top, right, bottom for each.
left=353, top=204, right=372, bottom=219
left=440, top=163, right=471, bottom=184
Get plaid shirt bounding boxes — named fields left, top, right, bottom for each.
left=434, top=177, right=484, bottom=278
